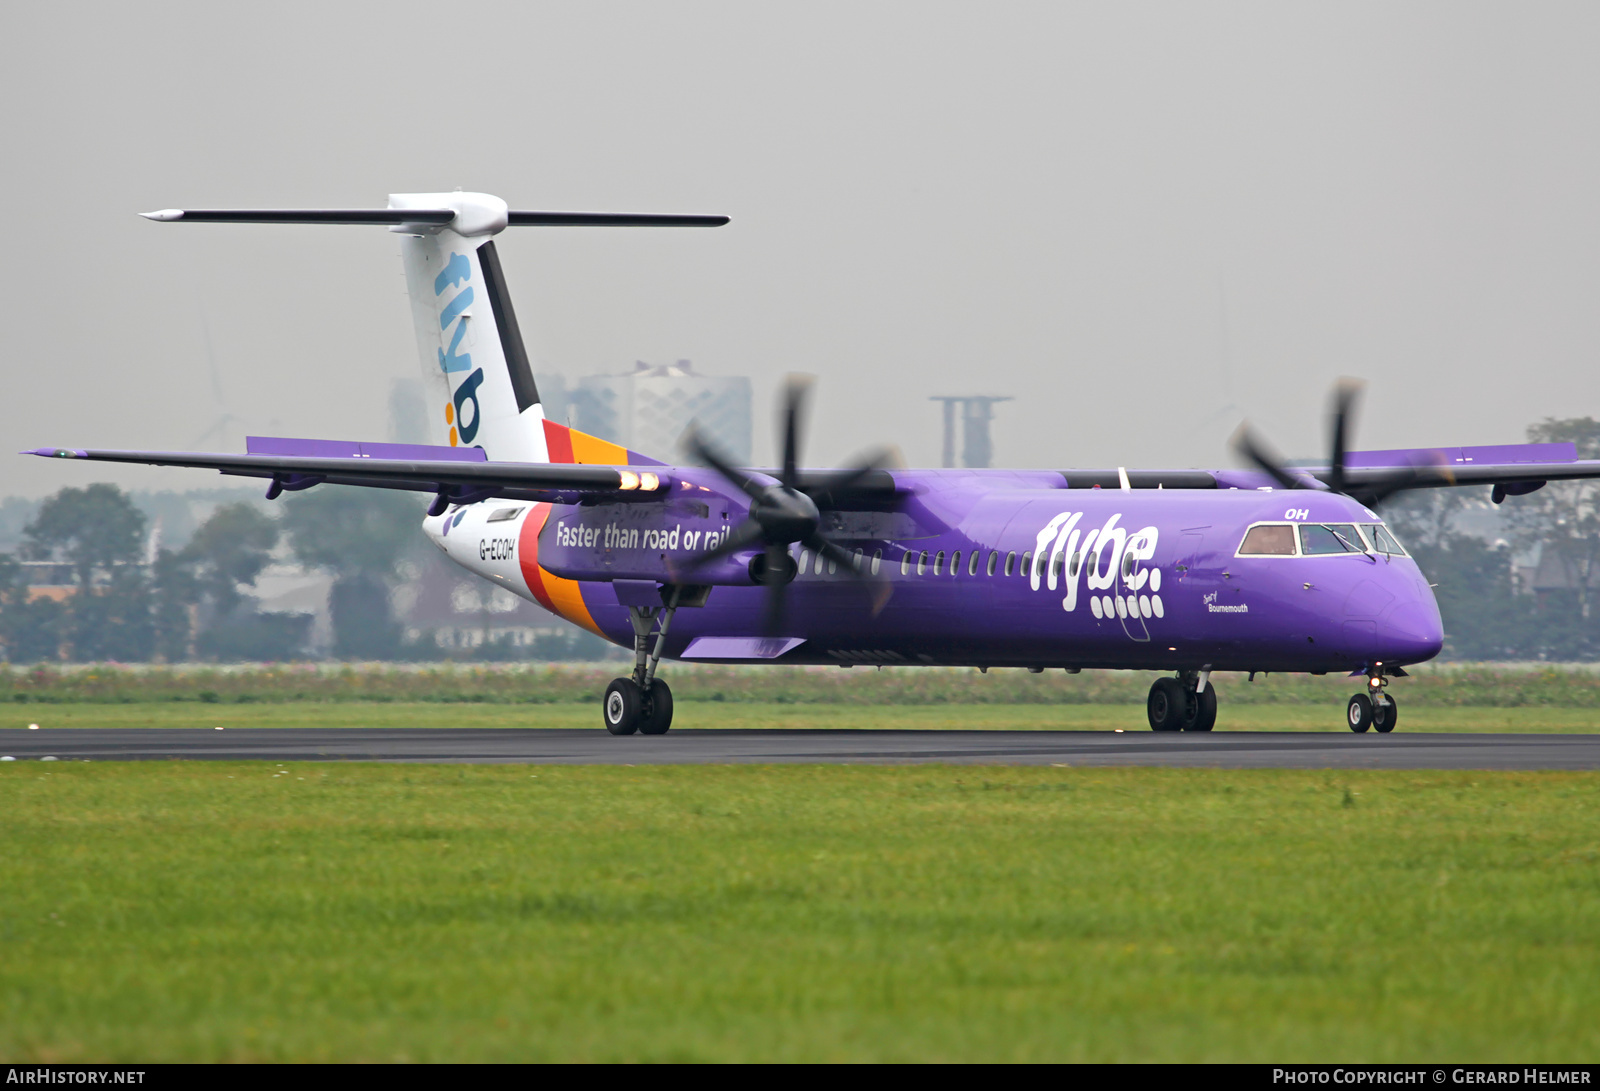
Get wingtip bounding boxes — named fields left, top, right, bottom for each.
left=139, top=209, right=184, bottom=221
left=22, top=447, right=85, bottom=459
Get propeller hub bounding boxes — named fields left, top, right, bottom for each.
left=752, top=485, right=820, bottom=545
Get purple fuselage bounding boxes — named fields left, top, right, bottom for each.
left=538, top=469, right=1444, bottom=674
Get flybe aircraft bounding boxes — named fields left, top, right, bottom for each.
left=28, top=192, right=1600, bottom=736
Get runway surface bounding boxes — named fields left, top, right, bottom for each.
left=1, top=728, right=1598, bottom=768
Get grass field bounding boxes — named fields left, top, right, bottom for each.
left=4, top=700, right=1599, bottom=733
left=2, top=762, right=1597, bottom=1062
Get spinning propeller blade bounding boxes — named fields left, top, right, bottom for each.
left=1233, top=378, right=1426, bottom=508
left=681, top=375, right=894, bottom=629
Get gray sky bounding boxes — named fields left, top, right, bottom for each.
left=5, top=2, right=1600, bottom=498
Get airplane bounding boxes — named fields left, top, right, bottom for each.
left=27, top=191, right=1600, bottom=736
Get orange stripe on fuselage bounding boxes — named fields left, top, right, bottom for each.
left=517, top=502, right=605, bottom=637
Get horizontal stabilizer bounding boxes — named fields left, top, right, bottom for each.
left=141, top=208, right=728, bottom=228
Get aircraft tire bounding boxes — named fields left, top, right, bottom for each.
left=1147, top=678, right=1188, bottom=731
left=604, top=678, right=644, bottom=735
left=640, top=679, right=674, bottom=735
left=1185, top=685, right=1217, bottom=732
left=1347, top=692, right=1374, bottom=733
left=1372, top=694, right=1398, bottom=734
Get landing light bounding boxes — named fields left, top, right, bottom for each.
left=640, top=472, right=660, bottom=491
left=618, top=471, right=640, bottom=490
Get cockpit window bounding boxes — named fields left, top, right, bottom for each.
left=1363, top=524, right=1408, bottom=556
left=1300, top=523, right=1364, bottom=555
left=1239, top=524, right=1297, bottom=555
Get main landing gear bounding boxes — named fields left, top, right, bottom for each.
left=604, top=589, right=681, bottom=736
left=1147, top=671, right=1218, bottom=732
left=1347, top=669, right=1398, bottom=733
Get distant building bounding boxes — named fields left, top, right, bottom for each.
left=546, top=361, right=751, bottom=464
left=929, top=395, right=1012, bottom=468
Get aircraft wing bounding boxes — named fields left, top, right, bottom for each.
left=1068, top=443, right=1600, bottom=505
left=24, top=445, right=673, bottom=513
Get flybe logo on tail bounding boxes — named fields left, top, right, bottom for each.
left=435, top=252, right=485, bottom=447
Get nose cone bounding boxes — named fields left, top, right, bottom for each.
left=1378, top=595, right=1444, bottom=664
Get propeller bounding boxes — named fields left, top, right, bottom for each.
left=1232, top=379, right=1430, bottom=508
left=676, top=375, right=892, bottom=635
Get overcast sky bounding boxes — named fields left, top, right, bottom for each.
left=4, top=1, right=1599, bottom=498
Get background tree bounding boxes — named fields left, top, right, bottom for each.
left=282, top=487, right=422, bottom=659
left=67, top=565, right=154, bottom=661
left=22, top=484, right=147, bottom=587
left=0, top=553, right=63, bottom=663
left=1504, top=417, right=1600, bottom=621
left=149, top=548, right=199, bottom=663
left=19, top=485, right=151, bottom=661
left=180, top=502, right=279, bottom=620
left=175, top=502, right=310, bottom=662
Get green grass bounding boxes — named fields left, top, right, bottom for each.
left=2, top=763, right=1597, bottom=1061
left=11, top=662, right=1600, bottom=708
left=3, top=700, right=1599, bottom=733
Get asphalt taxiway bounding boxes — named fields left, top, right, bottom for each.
left=1, top=728, right=1597, bottom=769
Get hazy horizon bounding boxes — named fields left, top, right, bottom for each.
left=5, top=2, right=1599, bottom=498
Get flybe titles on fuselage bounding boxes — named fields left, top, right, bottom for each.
left=1030, top=512, right=1165, bottom=622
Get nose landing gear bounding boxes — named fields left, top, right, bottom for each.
left=1347, top=667, right=1399, bottom=733
left=1147, top=670, right=1218, bottom=732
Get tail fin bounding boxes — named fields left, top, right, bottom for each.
left=391, top=192, right=547, bottom=462
left=140, top=192, right=727, bottom=465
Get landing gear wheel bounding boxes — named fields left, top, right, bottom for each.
left=1347, top=692, right=1374, bottom=733
left=640, top=679, right=674, bottom=735
left=604, top=678, right=644, bottom=736
left=1186, top=685, right=1217, bottom=732
left=1372, top=694, right=1398, bottom=734
left=1147, top=677, right=1188, bottom=732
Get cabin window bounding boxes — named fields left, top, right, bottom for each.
left=872, top=549, right=883, bottom=575
left=1051, top=554, right=1064, bottom=581
left=969, top=550, right=980, bottom=576
left=798, top=549, right=811, bottom=573
left=816, top=551, right=827, bottom=575
left=1004, top=551, right=1016, bottom=577
left=951, top=551, right=961, bottom=576
left=901, top=552, right=913, bottom=576
left=1069, top=551, right=1081, bottom=577
left=1121, top=552, right=1136, bottom=578
left=851, top=548, right=863, bottom=573
left=1021, top=551, right=1033, bottom=578
left=826, top=554, right=836, bottom=575
left=987, top=551, right=999, bottom=576
left=917, top=551, right=929, bottom=576
left=1299, top=524, right=1362, bottom=555
left=1238, top=524, right=1297, bottom=556
left=1363, top=525, right=1407, bottom=556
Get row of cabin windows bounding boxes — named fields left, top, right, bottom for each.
left=1237, top=522, right=1408, bottom=557
left=792, top=523, right=1407, bottom=581
left=789, top=546, right=1111, bottom=580
left=788, top=522, right=1408, bottom=579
